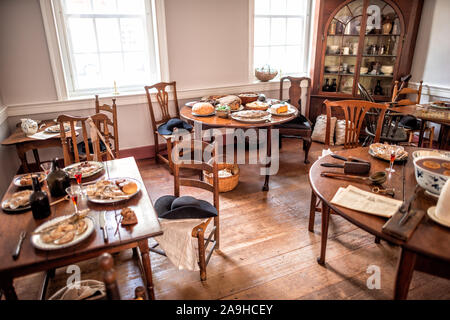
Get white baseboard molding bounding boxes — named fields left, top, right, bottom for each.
left=409, top=82, right=450, bottom=99
left=6, top=81, right=281, bottom=117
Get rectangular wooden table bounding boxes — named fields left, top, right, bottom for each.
left=394, top=104, right=450, bottom=150
left=0, top=157, right=162, bottom=300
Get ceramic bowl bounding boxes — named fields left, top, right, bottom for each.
left=381, top=65, right=394, bottom=75
left=412, top=150, right=450, bottom=160
left=360, top=67, right=368, bottom=74
left=413, top=156, right=449, bottom=195
left=328, top=45, right=340, bottom=54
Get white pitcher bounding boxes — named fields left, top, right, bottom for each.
left=21, top=118, right=38, bottom=136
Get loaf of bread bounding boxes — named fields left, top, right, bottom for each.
left=217, top=95, right=242, bottom=111
left=192, top=102, right=215, bottom=115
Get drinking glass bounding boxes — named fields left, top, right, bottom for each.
left=66, top=185, right=81, bottom=214
left=386, top=150, right=396, bottom=173
left=40, top=162, right=52, bottom=176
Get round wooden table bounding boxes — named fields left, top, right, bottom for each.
left=180, top=105, right=298, bottom=191
left=309, top=146, right=450, bottom=299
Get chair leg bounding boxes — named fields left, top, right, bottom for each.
left=214, top=216, right=220, bottom=249
left=308, top=192, right=317, bottom=232
left=197, top=231, right=207, bottom=281
left=166, top=139, right=174, bottom=174
left=154, top=134, right=160, bottom=163
left=428, top=126, right=434, bottom=148
left=375, top=236, right=381, bottom=244
left=279, top=134, right=283, bottom=149
left=303, top=138, right=311, bottom=164
left=317, top=203, right=330, bottom=266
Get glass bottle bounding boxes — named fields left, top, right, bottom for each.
left=47, top=158, right=70, bottom=197
left=322, top=79, right=330, bottom=92
left=331, top=79, right=337, bottom=92
left=30, top=176, right=51, bottom=220
left=374, top=80, right=383, bottom=96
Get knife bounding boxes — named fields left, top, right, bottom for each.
left=99, top=211, right=108, bottom=242
left=12, top=231, right=27, bottom=260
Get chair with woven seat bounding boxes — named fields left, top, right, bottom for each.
left=309, top=100, right=388, bottom=254
left=151, top=139, right=219, bottom=281
left=145, top=81, right=183, bottom=173
left=392, top=80, right=434, bottom=147
left=274, top=76, right=312, bottom=164
left=57, top=113, right=114, bottom=167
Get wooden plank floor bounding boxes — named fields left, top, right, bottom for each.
left=10, top=140, right=450, bottom=300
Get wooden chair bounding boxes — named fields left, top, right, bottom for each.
left=275, top=76, right=313, bottom=163
left=57, top=113, right=113, bottom=167
left=95, top=95, right=120, bottom=158
left=392, top=80, right=434, bottom=147
left=98, top=253, right=147, bottom=300
left=145, top=82, right=181, bottom=173
left=309, top=100, right=388, bottom=247
left=150, top=140, right=219, bottom=281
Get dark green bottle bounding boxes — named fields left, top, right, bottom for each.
left=47, top=158, right=70, bottom=197
left=30, top=176, right=51, bottom=220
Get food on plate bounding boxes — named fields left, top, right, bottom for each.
left=86, top=179, right=138, bottom=200
left=245, top=101, right=270, bottom=111
left=271, top=103, right=288, bottom=114
left=45, top=122, right=71, bottom=133
left=422, top=160, right=441, bottom=170
left=369, top=143, right=408, bottom=161
left=121, top=208, right=138, bottom=226
left=233, top=110, right=270, bottom=119
left=442, top=162, right=450, bottom=169
left=2, top=190, right=33, bottom=210
left=192, top=102, right=215, bottom=115
left=65, top=161, right=103, bottom=177
left=54, top=231, right=76, bottom=245
left=444, top=171, right=450, bottom=176
left=217, top=95, right=242, bottom=111
left=37, top=211, right=90, bottom=245
left=120, top=181, right=138, bottom=195
left=17, top=173, right=45, bottom=186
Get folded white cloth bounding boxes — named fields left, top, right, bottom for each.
left=154, top=218, right=208, bottom=271
left=28, top=131, right=59, bottom=140
left=331, top=185, right=402, bottom=218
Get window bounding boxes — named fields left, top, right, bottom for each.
left=49, top=0, right=161, bottom=97
left=252, top=0, right=312, bottom=77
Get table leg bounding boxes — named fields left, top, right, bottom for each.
left=317, top=203, right=330, bottom=266
left=32, top=149, right=41, bottom=169
left=262, top=126, right=272, bottom=191
left=138, top=239, right=156, bottom=300
left=0, top=276, right=18, bottom=300
left=394, top=248, right=417, bottom=300
left=438, top=125, right=449, bottom=151
left=417, top=120, right=426, bottom=147
left=16, top=145, right=30, bottom=173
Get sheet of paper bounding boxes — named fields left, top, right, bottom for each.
left=330, top=185, right=402, bottom=218
left=28, top=131, right=59, bottom=140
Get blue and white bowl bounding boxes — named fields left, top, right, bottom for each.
left=414, top=156, right=449, bottom=195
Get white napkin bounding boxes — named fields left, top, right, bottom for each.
left=330, top=185, right=402, bottom=218
left=28, top=131, right=59, bottom=140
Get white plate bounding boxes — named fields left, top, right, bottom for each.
left=185, top=101, right=198, bottom=108
left=13, top=172, right=46, bottom=187
left=191, top=111, right=216, bottom=117
left=427, top=206, right=450, bottom=228
left=31, top=215, right=95, bottom=250
left=230, top=105, right=244, bottom=112
left=85, top=177, right=141, bottom=204
left=231, top=114, right=272, bottom=123
left=64, top=161, right=104, bottom=178
left=44, top=124, right=70, bottom=133
left=268, top=104, right=297, bottom=116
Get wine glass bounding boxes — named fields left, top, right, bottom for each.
left=66, top=185, right=81, bottom=214
left=386, top=149, right=397, bottom=173
left=40, top=162, right=52, bottom=176
left=73, top=168, right=84, bottom=197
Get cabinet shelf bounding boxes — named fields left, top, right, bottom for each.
left=360, top=74, right=393, bottom=78
left=362, top=55, right=397, bottom=58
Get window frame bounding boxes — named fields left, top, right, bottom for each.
left=40, top=0, right=169, bottom=99
left=249, top=0, right=314, bottom=81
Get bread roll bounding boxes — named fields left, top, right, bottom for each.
left=192, top=102, right=215, bottom=115
left=217, top=95, right=241, bottom=111
left=121, top=181, right=138, bottom=194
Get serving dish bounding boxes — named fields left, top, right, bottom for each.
left=44, top=123, right=71, bottom=133
left=13, top=172, right=46, bottom=187
left=231, top=110, right=271, bottom=123
left=413, top=156, right=450, bottom=196
left=268, top=104, right=297, bottom=116
left=63, top=161, right=104, bottom=178
left=1, top=190, right=33, bottom=213
left=192, top=111, right=215, bottom=117
left=85, top=178, right=141, bottom=204
left=31, top=213, right=94, bottom=250
left=368, top=143, right=408, bottom=162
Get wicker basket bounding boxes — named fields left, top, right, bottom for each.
left=238, top=92, right=259, bottom=105
left=255, top=69, right=278, bottom=82
left=204, top=163, right=239, bottom=193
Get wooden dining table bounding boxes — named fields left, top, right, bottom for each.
left=180, top=105, right=298, bottom=191
left=309, top=147, right=450, bottom=299
left=394, top=103, right=450, bottom=150
left=0, top=157, right=162, bottom=300
left=1, top=119, right=78, bottom=173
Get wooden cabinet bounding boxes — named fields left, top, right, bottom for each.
left=309, top=0, right=424, bottom=122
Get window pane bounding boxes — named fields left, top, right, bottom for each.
left=96, top=18, right=121, bottom=52
left=255, top=0, right=270, bottom=15
left=63, top=0, right=92, bottom=14
left=67, top=18, right=97, bottom=53
left=286, top=0, right=306, bottom=15
left=117, top=0, right=145, bottom=13
left=286, top=18, right=303, bottom=45
left=73, top=53, right=100, bottom=89
left=123, top=52, right=148, bottom=85
left=99, top=53, right=124, bottom=86
left=92, top=0, right=117, bottom=13
left=270, top=18, right=286, bottom=45
left=254, top=17, right=270, bottom=46
left=270, top=0, right=286, bottom=15
left=120, top=18, right=146, bottom=51
left=254, top=46, right=269, bottom=69
left=285, top=46, right=302, bottom=73
left=269, top=46, right=285, bottom=70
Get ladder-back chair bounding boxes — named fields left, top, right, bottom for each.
left=145, top=82, right=181, bottom=172
left=95, top=95, right=119, bottom=158
left=57, top=113, right=113, bottom=167
left=151, top=140, right=219, bottom=281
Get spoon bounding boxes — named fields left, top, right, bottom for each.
left=320, top=171, right=387, bottom=185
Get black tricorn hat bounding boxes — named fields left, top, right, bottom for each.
left=154, top=195, right=217, bottom=219
left=157, top=118, right=193, bottom=136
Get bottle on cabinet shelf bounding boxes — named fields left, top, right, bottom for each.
left=322, top=79, right=331, bottom=92
left=374, top=80, right=383, bottom=96
left=331, top=79, right=337, bottom=92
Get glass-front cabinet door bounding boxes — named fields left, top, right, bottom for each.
left=320, top=0, right=404, bottom=99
